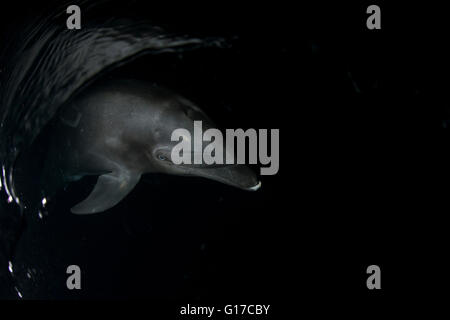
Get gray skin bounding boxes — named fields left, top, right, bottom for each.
left=37, top=78, right=260, bottom=214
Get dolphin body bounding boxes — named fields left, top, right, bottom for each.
left=15, top=78, right=260, bottom=214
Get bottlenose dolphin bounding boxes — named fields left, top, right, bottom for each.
left=16, top=79, right=260, bottom=214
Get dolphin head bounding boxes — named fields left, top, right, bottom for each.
left=139, top=85, right=261, bottom=191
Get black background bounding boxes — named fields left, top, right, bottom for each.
left=1, top=0, right=449, bottom=316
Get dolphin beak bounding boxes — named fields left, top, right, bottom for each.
left=187, top=164, right=261, bottom=192
left=247, top=180, right=262, bottom=191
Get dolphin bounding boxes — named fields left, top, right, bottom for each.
left=15, top=78, right=260, bottom=214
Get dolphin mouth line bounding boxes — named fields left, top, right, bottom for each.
left=176, top=164, right=260, bottom=192
left=247, top=181, right=262, bottom=191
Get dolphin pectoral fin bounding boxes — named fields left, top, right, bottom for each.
left=70, top=171, right=141, bottom=214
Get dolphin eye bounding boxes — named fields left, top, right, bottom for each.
left=157, top=154, right=168, bottom=161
